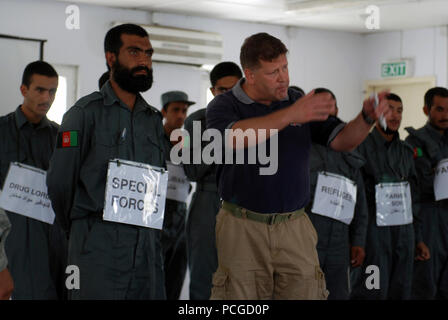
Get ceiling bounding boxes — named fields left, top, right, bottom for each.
left=55, top=0, right=448, bottom=33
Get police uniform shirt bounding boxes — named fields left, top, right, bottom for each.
left=46, top=80, right=166, bottom=231
left=357, top=127, right=421, bottom=241
left=183, top=108, right=217, bottom=187
left=308, top=144, right=368, bottom=248
left=405, top=122, right=448, bottom=204
left=0, top=106, right=58, bottom=186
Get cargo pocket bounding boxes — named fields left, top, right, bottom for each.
left=255, top=274, right=273, bottom=300
left=316, top=266, right=329, bottom=300
left=210, top=269, right=228, bottom=300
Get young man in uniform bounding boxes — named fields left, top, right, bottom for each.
left=0, top=61, right=67, bottom=299
left=47, top=24, right=166, bottom=300
left=405, top=87, right=448, bottom=299
left=160, top=90, right=194, bottom=299
left=183, top=61, right=242, bottom=300
left=351, top=93, right=425, bottom=299
left=206, top=32, right=389, bottom=299
left=306, top=88, right=368, bottom=300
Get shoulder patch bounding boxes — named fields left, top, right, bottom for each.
left=400, top=140, right=417, bottom=158
left=56, top=130, right=79, bottom=148
left=413, top=147, right=423, bottom=159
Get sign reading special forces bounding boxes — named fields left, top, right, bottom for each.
left=103, top=159, right=168, bottom=230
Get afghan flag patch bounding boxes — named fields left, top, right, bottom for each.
left=413, top=147, right=423, bottom=159
left=57, top=130, right=78, bottom=148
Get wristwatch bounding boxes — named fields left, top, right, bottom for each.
left=361, top=109, right=375, bottom=125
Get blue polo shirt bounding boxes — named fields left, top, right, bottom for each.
left=206, top=79, right=345, bottom=213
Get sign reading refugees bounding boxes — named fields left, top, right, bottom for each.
left=311, top=171, right=357, bottom=225
left=103, top=159, right=168, bottom=230
left=375, top=182, right=413, bottom=226
left=434, top=159, right=448, bottom=201
left=0, top=162, right=55, bottom=224
left=166, top=161, right=190, bottom=203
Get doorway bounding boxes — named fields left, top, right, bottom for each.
left=365, top=76, right=436, bottom=138
left=47, top=64, right=78, bottom=124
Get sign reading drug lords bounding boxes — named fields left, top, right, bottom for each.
left=434, top=159, right=448, bottom=201
left=0, top=162, right=55, bottom=224
left=311, top=172, right=357, bottom=225
left=103, top=159, right=168, bottom=230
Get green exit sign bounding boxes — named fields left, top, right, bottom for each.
left=381, top=61, right=410, bottom=78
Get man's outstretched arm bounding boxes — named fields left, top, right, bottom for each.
left=330, top=91, right=390, bottom=152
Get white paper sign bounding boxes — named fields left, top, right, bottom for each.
left=434, top=159, right=448, bottom=201
left=311, top=172, right=357, bottom=225
left=0, top=162, right=55, bottom=224
left=166, top=161, right=190, bottom=203
left=103, top=159, right=168, bottom=230
left=375, top=182, right=413, bottom=226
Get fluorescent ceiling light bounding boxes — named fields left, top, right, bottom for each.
left=285, top=0, right=424, bottom=13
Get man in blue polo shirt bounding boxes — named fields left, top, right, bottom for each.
left=206, top=32, right=389, bottom=300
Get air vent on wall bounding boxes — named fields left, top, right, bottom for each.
left=112, top=22, right=223, bottom=67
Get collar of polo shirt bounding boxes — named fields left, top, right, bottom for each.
left=231, top=78, right=290, bottom=105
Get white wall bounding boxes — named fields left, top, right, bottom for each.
left=0, top=0, right=151, bottom=115
left=0, top=0, right=366, bottom=122
left=288, top=27, right=365, bottom=122
left=362, top=26, right=448, bottom=87
left=1, top=0, right=446, bottom=123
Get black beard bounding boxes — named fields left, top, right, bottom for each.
left=379, top=124, right=398, bottom=136
left=429, top=120, right=448, bottom=132
left=112, top=60, right=153, bottom=94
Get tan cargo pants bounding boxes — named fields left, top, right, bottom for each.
left=210, top=207, right=329, bottom=300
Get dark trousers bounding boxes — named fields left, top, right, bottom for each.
left=351, top=215, right=414, bottom=300
left=5, top=212, right=67, bottom=300
left=162, top=200, right=187, bottom=300
left=412, top=203, right=448, bottom=299
left=68, top=216, right=165, bottom=300
left=308, top=213, right=350, bottom=300
left=186, top=188, right=220, bottom=300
